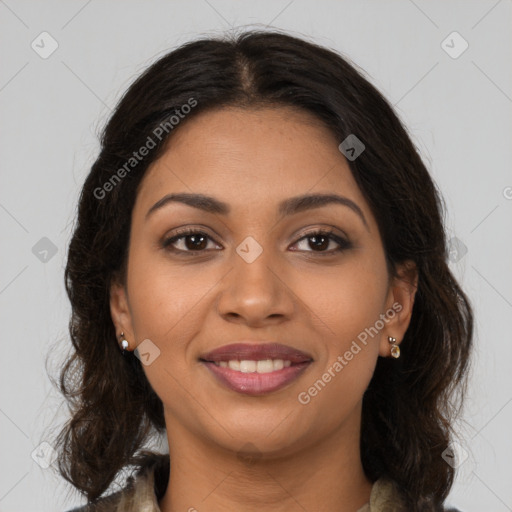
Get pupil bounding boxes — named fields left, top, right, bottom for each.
left=183, top=234, right=330, bottom=252
left=310, top=235, right=328, bottom=251
left=186, top=235, right=207, bottom=250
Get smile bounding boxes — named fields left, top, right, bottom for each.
left=199, top=342, right=313, bottom=395
left=201, top=359, right=311, bottom=395
left=213, top=359, right=292, bottom=372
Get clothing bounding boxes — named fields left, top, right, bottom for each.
left=66, top=454, right=461, bottom=512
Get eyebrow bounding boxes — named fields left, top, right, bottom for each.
left=146, top=192, right=368, bottom=228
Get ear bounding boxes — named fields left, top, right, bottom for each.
left=110, top=275, right=135, bottom=351
left=379, top=260, right=418, bottom=357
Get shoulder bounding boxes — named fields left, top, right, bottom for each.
left=366, top=477, right=464, bottom=512
left=64, top=488, right=126, bottom=512
left=367, top=476, right=407, bottom=511
left=64, top=453, right=169, bottom=512
left=64, top=479, right=152, bottom=512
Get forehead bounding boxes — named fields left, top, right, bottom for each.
left=135, top=106, right=370, bottom=219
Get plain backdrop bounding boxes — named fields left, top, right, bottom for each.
left=1, top=1, right=511, bottom=511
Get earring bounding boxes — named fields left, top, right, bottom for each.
left=119, top=332, right=129, bottom=355
left=388, top=336, right=400, bottom=359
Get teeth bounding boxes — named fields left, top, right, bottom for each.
left=240, top=360, right=256, bottom=373
left=214, top=359, right=293, bottom=373
left=228, top=360, right=240, bottom=371
left=257, top=359, right=274, bottom=373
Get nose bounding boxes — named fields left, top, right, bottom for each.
left=215, top=242, right=295, bottom=328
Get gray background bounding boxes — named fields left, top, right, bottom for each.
left=1, top=1, right=511, bottom=510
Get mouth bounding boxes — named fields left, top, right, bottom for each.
left=199, top=342, right=313, bottom=396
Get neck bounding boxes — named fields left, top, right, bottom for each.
left=158, top=403, right=372, bottom=512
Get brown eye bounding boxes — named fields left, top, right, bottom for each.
left=182, top=233, right=208, bottom=250
left=162, top=229, right=221, bottom=254
left=306, top=233, right=331, bottom=251
left=291, top=230, right=352, bottom=255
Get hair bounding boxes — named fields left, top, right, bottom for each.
left=51, top=29, right=473, bottom=511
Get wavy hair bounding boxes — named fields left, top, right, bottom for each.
left=50, top=29, right=473, bottom=511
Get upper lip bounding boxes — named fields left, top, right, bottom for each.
left=199, top=342, right=313, bottom=363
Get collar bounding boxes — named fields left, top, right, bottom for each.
left=75, top=455, right=406, bottom=511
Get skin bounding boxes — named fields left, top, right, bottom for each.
left=110, top=106, right=417, bottom=512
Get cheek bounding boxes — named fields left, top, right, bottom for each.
left=295, top=255, right=389, bottom=347
left=125, top=246, right=213, bottom=343
left=291, top=254, right=388, bottom=411
left=294, top=262, right=386, bottom=426
left=124, top=249, right=214, bottom=401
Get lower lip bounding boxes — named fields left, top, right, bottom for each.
left=201, top=361, right=311, bottom=396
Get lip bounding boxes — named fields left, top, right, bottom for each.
left=199, top=342, right=313, bottom=363
left=202, top=361, right=311, bottom=396
left=199, top=342, right=313, bottom=396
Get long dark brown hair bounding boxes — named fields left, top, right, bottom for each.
left=49, top=29, right=473, bottom=511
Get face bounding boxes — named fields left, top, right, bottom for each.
left=111, top=106, right=416, bottom=459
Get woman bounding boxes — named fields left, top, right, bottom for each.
left=55, top=30, right=472, bottom=511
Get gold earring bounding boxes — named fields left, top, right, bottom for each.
left=119, top=332, right=129, bottom=355
left=388, top=336, right=400, bottom=359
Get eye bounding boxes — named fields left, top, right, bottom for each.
left=161, top=228, right=222, bottom=255
left=290, top=229, right=352, bottom=255
left=161, top=227, right=352, bottom=256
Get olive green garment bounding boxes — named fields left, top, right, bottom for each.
left=66, top=458, right=461, bottom=512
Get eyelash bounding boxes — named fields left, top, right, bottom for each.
left=161, top=227, right=352, bottom=257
